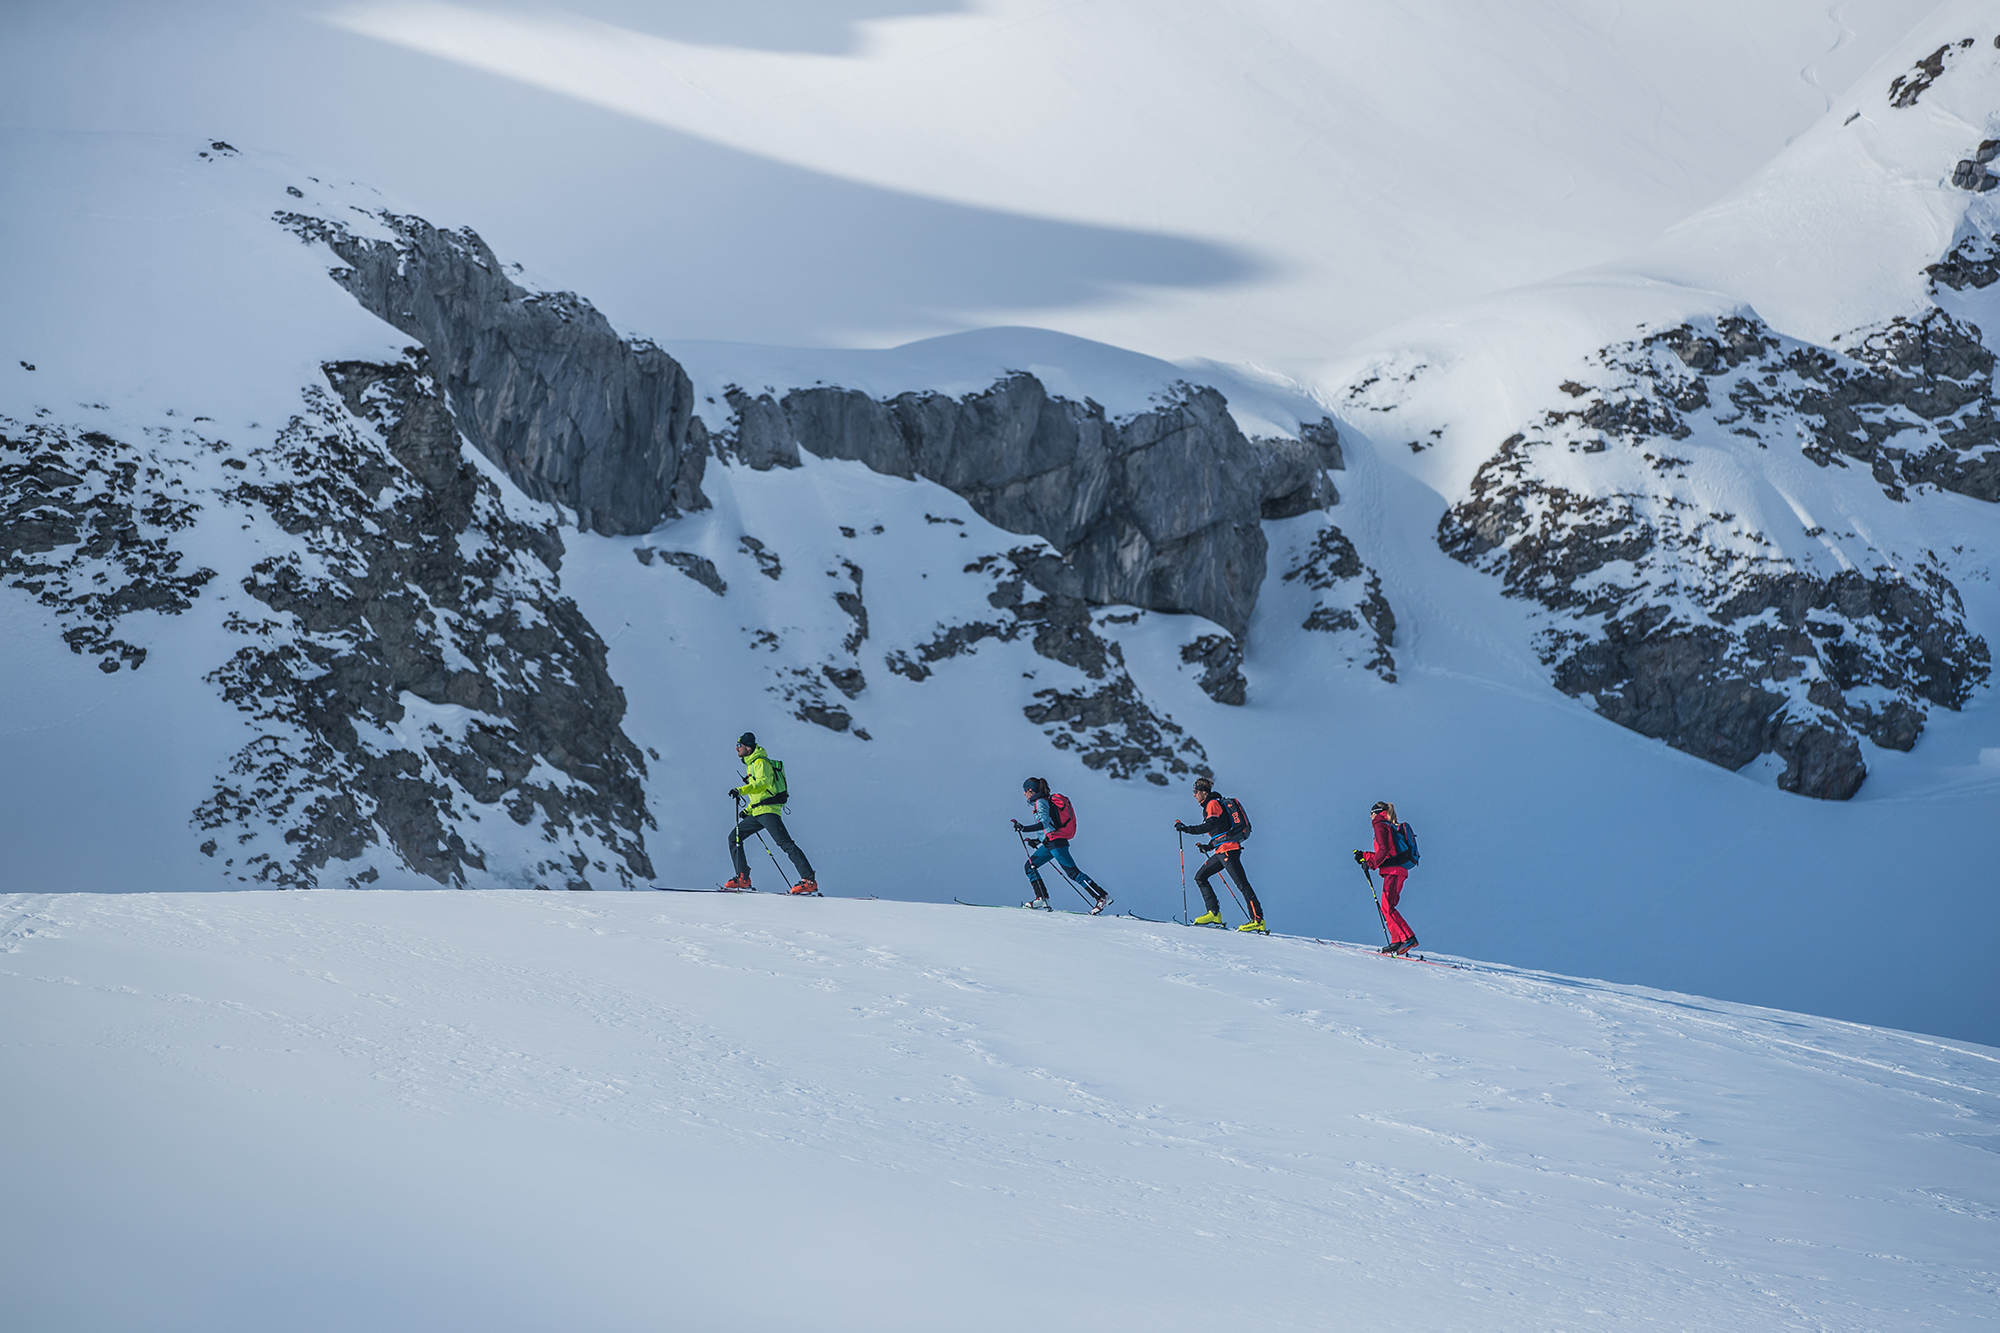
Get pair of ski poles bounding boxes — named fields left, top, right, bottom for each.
left=1016, top=825, right=1098, bottom=910
left=1174, top=827, right=1392, bottom=946
left=1177, top=827, right=1249, bottom=923
left=734, top=793, right=789, bottom=886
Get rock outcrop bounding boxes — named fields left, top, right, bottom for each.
left=887, top=549, right=1213, bottom=784
left=198, top=355, right=656, bottom=887
left=721, top=378, right=1340, bottom=640
left=278, top=211, right=708, bottom=535
left=3, top=353, right=656, bottom=887
left=1439, top=311, right=1992, bottom=799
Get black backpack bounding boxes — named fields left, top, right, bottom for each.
left=1217, top=794, right=1252, bottom=842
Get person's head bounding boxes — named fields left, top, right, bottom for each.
left=1022, top=776, right=1049, bottom=802
left=735, top=731, right=757, bottom=758
left=1371, top=800, right=1396, bottom=823
left=1193, top=777, right=1213, bottom=804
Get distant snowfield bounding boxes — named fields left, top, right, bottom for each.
left=3, top=891, right=1995, bottom=1330
left=0, top=0, right=1932, bottom=360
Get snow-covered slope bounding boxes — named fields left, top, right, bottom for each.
left=3, top=891, right=1995, bottom=1331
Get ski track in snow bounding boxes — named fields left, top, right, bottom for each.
left=2, top=890, right=1994, bottom=1330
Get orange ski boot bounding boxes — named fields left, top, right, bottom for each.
left=722, top=874, right=752, bottom=890
left=789, top=880, right=820, bottom=896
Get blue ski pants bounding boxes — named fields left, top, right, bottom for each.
left=1025, top=840, right=1103, bottom=896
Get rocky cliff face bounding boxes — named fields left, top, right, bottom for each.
left=278, top=211, right=709, bottom=536
left=284, top=207, right=1353, bottom=701
left=722, top=376, right=1337, bottom=641
left=1438, top=309, right=1993, bottom=799
left=2, top=356, right=656, bottom=888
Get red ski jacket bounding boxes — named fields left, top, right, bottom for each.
left=1362, top=810, right=1399, bottom=871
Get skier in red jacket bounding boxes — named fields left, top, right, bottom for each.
left=1356, top=800, right=1417, bottom=954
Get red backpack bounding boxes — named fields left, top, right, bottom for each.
left=1048, top=793, right=1078, bottom=841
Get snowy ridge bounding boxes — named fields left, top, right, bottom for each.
left=1326, top=2, right=2000, bottom=799
left=3, top=890, right=1995, bottom=1330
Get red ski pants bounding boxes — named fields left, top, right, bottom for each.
left=1378, top=867, right=1414, bottom=944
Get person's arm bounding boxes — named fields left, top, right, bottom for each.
left=1363, top=817, right=1395, bottom=868
left=1014, top=798, right=1051, bottom=834
left=738, top=755, right=774, bottom=805
left=1180, top=799, right=1227, bottom=837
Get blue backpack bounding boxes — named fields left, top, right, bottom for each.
left=1387, top=820, right=1420, bottom=868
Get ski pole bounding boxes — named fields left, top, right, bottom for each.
left=1017, top=826, right=1092, bottom=907
left=1359, top=862, right=1391, bottom=946
left=1178, top=828, right=1187, bottom=923
left=755, top=829, right=787, bottom=883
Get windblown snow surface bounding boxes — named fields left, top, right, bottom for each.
left=4, top=890, right=1997, bottom=1331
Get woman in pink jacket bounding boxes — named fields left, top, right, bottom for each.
left=1357, top=800, right=1417, bottom=955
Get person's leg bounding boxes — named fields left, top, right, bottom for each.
left=1193, top=855, right=1225, bottom=915
left=728, top=816, right=757, bottom=880
left=1225, top=851, right=1262, bottom=921
left=1025, top=842, right=1055, bottom=899
left=1049, top=844, right=1106, bottom=899
left=1380, top=868, right=1413, bottom=944
left=757, top=814, right=815, bottom=881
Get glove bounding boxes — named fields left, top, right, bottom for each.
left=728, top=786, right=741, bottom=799
left=1011, top=820, right=1028, bottom=832
left=1351, top=848, right=1366, bottom=865
left=1027, top=838, right=1042, bottom=849
left=1174, top=821, right=1189, bottom=833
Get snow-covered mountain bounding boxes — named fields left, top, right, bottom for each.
left=4, top=890, right=1995, bottom=1331
left=3, top=4, right=1998, bottom=1050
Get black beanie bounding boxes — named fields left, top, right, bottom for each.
left=737, top=732, right=757, bottom=748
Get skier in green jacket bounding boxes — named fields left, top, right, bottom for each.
left=725, top=733, right=818, bottom=894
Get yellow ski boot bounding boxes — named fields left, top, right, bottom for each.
left=1238, top=919, right=1269, bottom=934
left=1191, top=911, right=1224, bottom=926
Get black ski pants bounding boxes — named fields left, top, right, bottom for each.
left=729, top=812, right=815, bottom=883
left=1196, top=848, right=1261, bottom=920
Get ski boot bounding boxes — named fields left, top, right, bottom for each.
left=1378, top=940, right=1403, bottom=953
left=1191, top=911, right=1224, bottom=926
left=1023, top=896, right=1053, bottom=911
left=722, top=874, right=752, bottom=890
left=1392, top=937, right=1418, bottom=956
left=789, top=880, right=819, bottom=896
left=1089, top=892, right=1112, bottom=916
left=1238, top=919, right=1268, bottom=933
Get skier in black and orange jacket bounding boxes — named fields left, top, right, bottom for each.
left=1176, top=776, right=1265, bottom=932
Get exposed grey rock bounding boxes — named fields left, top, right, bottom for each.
left=728, top=377, right=1338, bottom=638
left=1180, top=634, right=1247, bottom=705
left=1439, top=312, right=1993, bottom=799
left=634, top=547, right=727, bottom=595
left=886, top=548, right=1211, bottom=784
left=739, top=535, right=783, bottom=580
left=834, top=559, right=867, bottom=654
left=0, top=420, right=216, bottom=673
left=198, top=355, right=655, bottom=887
left=1281, top=524, right=1397, bottom=681
left=1929, top=230, right=2000, bottom=292
left=277, top=211, right=709, bottom=536
left=1950, top=159, right=1997, bottom=192
left=1888, top=38, right=1974, bottom=109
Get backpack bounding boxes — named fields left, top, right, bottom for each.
left=765, top=757, right=790, bottom=806
left=1386, top=820, right=1419, bottom=868
left=1048, top=793, right=1077, bottom=842
left=1214, top=795, right=1252, bottom=843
